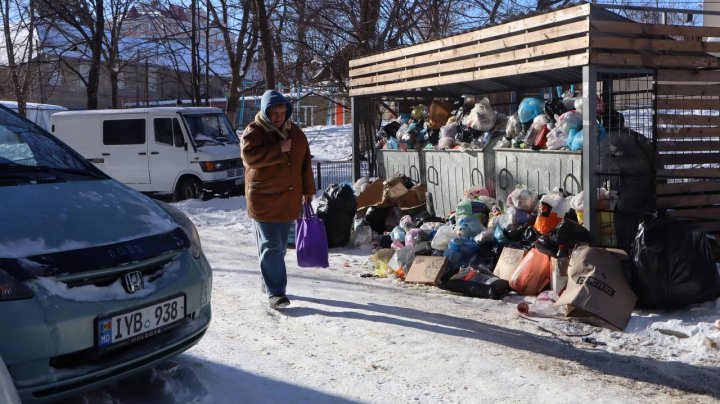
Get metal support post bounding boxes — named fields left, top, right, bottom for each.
left=582, top=65, right=599, bottom=242
left=351, top=97, right=362, bottom=181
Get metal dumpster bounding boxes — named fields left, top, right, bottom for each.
left=424, top=149, right=495, bottom=217
left=376, top=150, right=423, bottom=184
left=494, top=149, right=583, bottom=205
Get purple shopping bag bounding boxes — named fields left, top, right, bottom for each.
left=295, top=202, right=329, bottom=268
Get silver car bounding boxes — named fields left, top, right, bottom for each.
left=0, top=105, right=212, bottom=402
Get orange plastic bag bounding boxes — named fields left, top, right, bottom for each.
left=534, top=213, right=561, bottom=235
left=428, top=100, right=453, bottom=129
left=509, top=248, right=552, bottom=295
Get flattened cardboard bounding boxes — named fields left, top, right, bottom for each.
left=555, top=246, right=637, bottom=330
left=493, top=247, right=527, bottom=281
left=405, top=256, right=449, bottom=284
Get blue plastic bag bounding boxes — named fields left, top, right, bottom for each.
left=295, top=202, right=329, bottom=268
left=444, top=237, right=481, bottom=268
left=568, top=128, right=583, bottom=151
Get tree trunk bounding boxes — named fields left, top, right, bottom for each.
left=190, top=0, right=201, bottom=105
left=2, top=0, right=26, bottom=116
left=294, top=0, right=306, bottom=86
left=86, top=0, right=104, bottom=109
left=110, top=69, right=119, bottom=108
left=226, top=75, right=240, bottom=128
left=254, top=0, right=274, bottom=89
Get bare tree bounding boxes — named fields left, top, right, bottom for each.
left=536, top=0, right=573, bottom=11
left=254, top=0, right=274, bottom=89
left=136, top=0, right=231, bottom=106
left=208, top=0, right=259, bottom=126
left=189, top=0, right=201, bottom=104
left=0, top=0, right=35, bottom=116
left=38, top=0, right=105, bottom=109
left=102, top=0, right=134, bottom=108
left=294, top=0, right=423, bottom=91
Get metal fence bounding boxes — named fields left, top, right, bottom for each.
left=312, top=159, right=370, bottom=191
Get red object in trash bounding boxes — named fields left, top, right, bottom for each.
left=534, top=125, right=550, bottom=148
left=510, top=248, right=552, bottom=295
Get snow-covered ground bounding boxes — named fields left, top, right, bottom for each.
left=65, top=124, right=720, bottom=403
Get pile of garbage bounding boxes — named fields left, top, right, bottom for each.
left=375, top=90, right=626, bottom=152
left=327, top=176, right=720, bottom=332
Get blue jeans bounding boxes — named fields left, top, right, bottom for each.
left=253, top=220, right=292, bottom=297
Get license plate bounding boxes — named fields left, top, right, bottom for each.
left=96, top=295, right=186, bottom=349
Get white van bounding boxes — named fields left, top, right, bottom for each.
left=0, top=101, right=67, bottom=131
left=50, top=107, right=243, bottom=200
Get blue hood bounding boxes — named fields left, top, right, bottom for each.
left=0, top=180, right=178, bottom=258
left=261, top=90, right=293, bottom=123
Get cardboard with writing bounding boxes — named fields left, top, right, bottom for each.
left=555, top=245, right=637, bottom=330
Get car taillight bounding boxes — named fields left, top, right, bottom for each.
left=0, top=269, right=33, bottom=301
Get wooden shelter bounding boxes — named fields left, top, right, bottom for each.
left=348, top=2, right=720, bottom=245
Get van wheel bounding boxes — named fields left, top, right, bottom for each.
left=176, top=177, right=203, bottom=201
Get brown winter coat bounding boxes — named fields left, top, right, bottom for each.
left=241, top=120, right=316, bottom=222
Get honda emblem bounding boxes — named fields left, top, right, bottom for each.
left=122, top=271, right=144, bottom=294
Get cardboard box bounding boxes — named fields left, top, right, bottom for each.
left=551, top=257, right=570, bottom=299
left=356, top=179, right=385, bottom=211
left=405, top=256, right=449, bottom=285
left=555, top=246, right=637, bottom=330
left=493, top=247, right=526, bottom=281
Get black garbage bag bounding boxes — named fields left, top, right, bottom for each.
left=316, top=183, right=357, bottom=248
left=534, top=235, right=558, bottom=257
left=553, top=219, right=592, bottom=246
left=631, top=215, right=720, bottom=309
left=467, top=247, right=497, bottom=270
left=436, top=265, right=511, bottom=299
left=377, top=121, right=401, bottom=140
left=426, top=128, right=440, bottom=145
left=413, top=241, right=434, bottom=256
left=378, top=234, right=392, bottom=249
left=455, top=124, right=475, bottom=143
left=364, top=206, right=388, bottom=234
left=535, top=219, right=593, bottom=257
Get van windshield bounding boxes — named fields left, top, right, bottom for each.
left=183, top=113, right=238, bottom=146
left=0, top=107, right=105, bottom=184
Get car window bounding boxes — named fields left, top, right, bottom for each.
left=0, top=107, right=97, bottom=173
left=154, top=118, right=173, bottom=146
left=172, top=118, right=185, bottom=147
left=103, top=119, right=146, bottom=145
left=183, top=113, right=238, bottom=146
